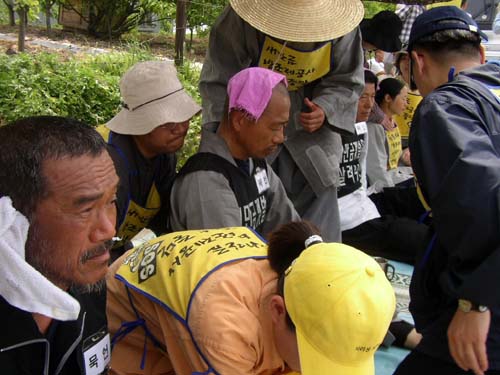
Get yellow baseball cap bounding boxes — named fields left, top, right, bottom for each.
left=284, top=243, right=395, bottom=375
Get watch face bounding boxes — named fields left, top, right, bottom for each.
left=458, top=299, right=488, bottom=313
left=478, top=305, right=489, bottom=313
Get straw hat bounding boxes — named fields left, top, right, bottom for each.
left=107, top=61, right=201, bottom=136
left=229, top=0, right=365, bottom=42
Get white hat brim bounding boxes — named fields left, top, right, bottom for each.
left=106, top=89, right=201, bottom=135
left=229, top=0, right=365, bottom=42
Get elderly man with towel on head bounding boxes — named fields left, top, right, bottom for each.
left=170, top=67, right=299, bottom=235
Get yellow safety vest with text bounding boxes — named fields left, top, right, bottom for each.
left=116, top=227, right=268, bottom=322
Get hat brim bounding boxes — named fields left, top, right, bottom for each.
left=229, top=0, right=364, bottom=42
left=106, top=89, right=201, bottom=135
left=296, top=328, right=374, bottom=375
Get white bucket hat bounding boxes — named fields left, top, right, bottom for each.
left=229, top=0, right=365, bottom=42
left=106, top=61, right=201, bottom=135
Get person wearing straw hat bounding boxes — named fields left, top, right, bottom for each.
left=97, top=61, right=201, bottom=257
left=199, top=0, right=365, bottom=242
left=106, top=221, right=395, bottom=374
left=170, top=67, right=299, bottom=236
left=393, top=7, right=500, bottom=375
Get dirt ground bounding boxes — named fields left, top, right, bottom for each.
left=0, top=24, right=209, bottom=61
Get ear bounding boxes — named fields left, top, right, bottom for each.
left=410, top=50, right=425, bottom=77
left=479, top=44, right=486, bottom=64
left=384, top=93, right=393, bottom=104
left=230, top=110, right=247, bottom=132
left=269, top=295, right=287, bottom=325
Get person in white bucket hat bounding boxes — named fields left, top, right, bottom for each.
left=199, top=0, right=365, bottom=243
left=96, top=61, right=201, bottom=258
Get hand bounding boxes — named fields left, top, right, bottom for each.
left=401, top=148, right=411, bottom=166
left=448, top=308, right=491, bottom=375
left=299, top=98, right=325, bottom=133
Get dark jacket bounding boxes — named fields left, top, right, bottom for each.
left=106, top=131, right=176, bottom=236
left=0, top=289, right=109, bottom=374
left=409, top=63, right=500, bottom=367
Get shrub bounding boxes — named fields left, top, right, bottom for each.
left=0, top=48, right=202, bottom=166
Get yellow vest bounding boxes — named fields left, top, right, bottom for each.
left=116, top=227, right=267, bottom=322
left=115, top=227, right=268, bottom=374
left=258, top=36, right=332, bottom=91
left=96, top=125, right=161, bottom=247
left=394, top=91, right=422, bottom=140
left=386, top=126, right=402, bottom=170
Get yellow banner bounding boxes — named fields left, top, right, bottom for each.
left=386, top=126, right=402, bottom=170
left=427, top=0, right=461, bottom=9
left=116, top=227, right=268, bottom=321
left=258, top=36, right=332, bottom=91
left=394, top=91, right=422, bottom=139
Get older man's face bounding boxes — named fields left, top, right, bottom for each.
left=237, top=90, right=290, bottom=159
left=25, top=151, right=119, bottom=291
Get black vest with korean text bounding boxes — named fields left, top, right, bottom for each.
left=177, top=152, right=270, bottom=234
left=338, top=131, right=365, bottom=198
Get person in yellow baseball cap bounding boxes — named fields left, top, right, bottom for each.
left=281, top=229, right=396, bottom=374
left=107, top=220, right=395, bottom=374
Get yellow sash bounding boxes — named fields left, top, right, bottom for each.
left=427, top=0, right=461, bottom=9
left=96, top=125, right=161, bottom=248
left=95, top=124, right=111, bottom=140
left=394, top=91, right=422, bottom=140
left=116, top=227, right=268, bottom=321
left=258, top=36, right=332, bottom=91
left=117, top=186, right=161, bottom=246
left=386, top=126, right=402, bottom=170
left=489, top=87, right=500, bottom=102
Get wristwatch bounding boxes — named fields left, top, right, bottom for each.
left=458, top=299, right=489, bottom=313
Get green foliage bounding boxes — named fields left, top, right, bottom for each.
left=362, top=1, right=396, bottom=18
left=0, top=1, right=10, bottom=23
left=176, top=60, right=202, bottom=168
left=187, top=0, right=226, bottom=31
left=0, top=49, right=203, bottom=166
left=0, top=48, right=155, bottom=126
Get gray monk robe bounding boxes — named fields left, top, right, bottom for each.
left=199, top=6, right=364, bottom=241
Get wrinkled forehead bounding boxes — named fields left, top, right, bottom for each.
left=41, top=151, right=117, bottom=197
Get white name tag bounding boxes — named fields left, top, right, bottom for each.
left=355, top=121, right=368, bottom=135
left=254, top=168, right=270, bottom=194
left=83, top=332, right=111, bottom=375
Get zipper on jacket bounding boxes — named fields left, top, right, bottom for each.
left=54, top=311, right=86, bottom=375
left=1, top=338, right=51, bottom=375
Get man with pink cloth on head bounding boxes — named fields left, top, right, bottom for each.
left=170, top=67, right=299, bottom=236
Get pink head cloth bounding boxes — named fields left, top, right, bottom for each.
left=227, top=67, right=288, bottom=121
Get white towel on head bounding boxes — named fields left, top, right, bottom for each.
left=0, top=196, right=80, bottom=321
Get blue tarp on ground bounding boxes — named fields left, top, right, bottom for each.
left=375, top=260, right=414, bottom=375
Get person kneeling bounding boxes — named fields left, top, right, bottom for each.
left=107, top=221, right=395, bottom=374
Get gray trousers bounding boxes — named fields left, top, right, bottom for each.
left=272, top=147, right=341, bottom=242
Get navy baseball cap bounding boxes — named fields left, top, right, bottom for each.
left=408, top=6, right=488, bottom=52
